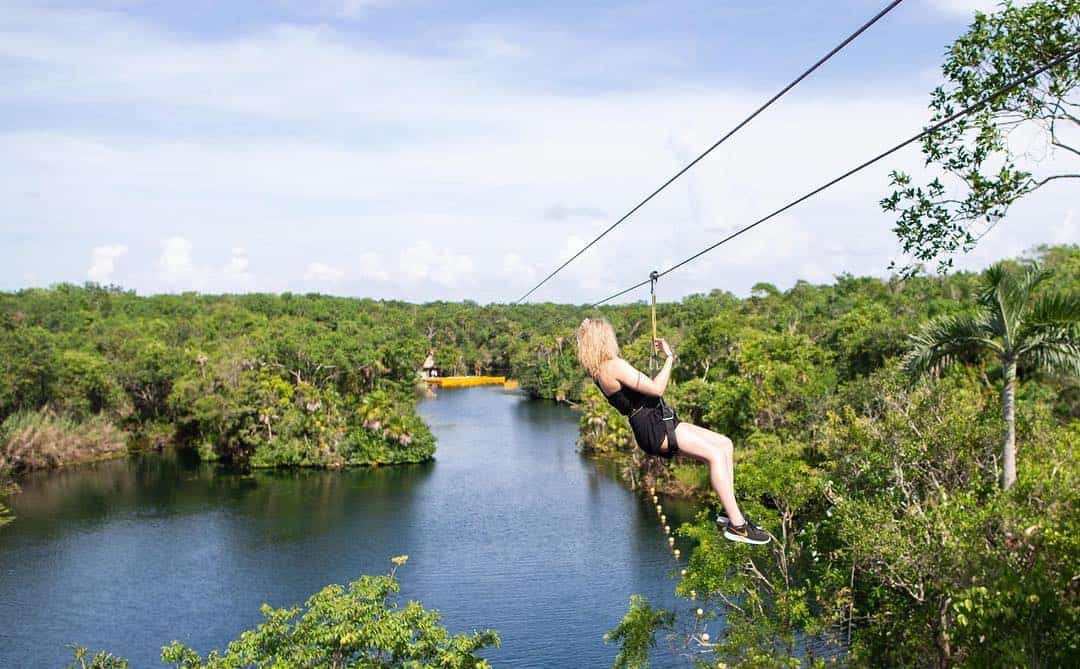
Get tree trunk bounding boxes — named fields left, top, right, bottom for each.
left=1001, top=357, right=1017, bottom=490
left=936, top=596, right=953, bottom=669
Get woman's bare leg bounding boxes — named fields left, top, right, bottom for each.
left=670, top=423, right=745, bottom=527
left=685, top=423, right=735, bottom=490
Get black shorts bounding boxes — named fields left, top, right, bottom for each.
left=629, top=406, right=680, bottom=459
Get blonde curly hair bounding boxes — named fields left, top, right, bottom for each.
left=576, top=318, right=619, bottom=379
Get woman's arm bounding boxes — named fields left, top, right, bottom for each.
left=609, top=340, right=674, bottom=397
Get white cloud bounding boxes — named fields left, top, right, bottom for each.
left=304, top=261, right=346, bottom=283
left=87, top=244, right=127, bottom=283
left=664, top=131, right=749, bottom=236
left=220, top=247, right=254, bottom=291
left=158, top=237, right=194, bottom=283
left=224, top=247, right=252, bottom=281
left=959, top=206, right=1079, bottom=270
left=555, top=232, right=618, bottom=297
left=459, top=27, right=524, bottom=60
left=1054, top=209, right=1077, bottom=245
left=500, top=252, right=536, bottom=283
left=156, top=238, right=255, bottom=291
left=400, top=241, right=474, bottom=287
left=355, top=252, right=389, bottom=282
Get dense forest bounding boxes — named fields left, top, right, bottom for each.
left=3, top=245, right=1077, bottom=667
left=577, top=246, right=1080, bottom=667
left=0, top=287, right=588, bottom=477
left=0, top=279, right=596, bottom=533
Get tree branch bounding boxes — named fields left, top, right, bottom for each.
left=1034, top=173, right=1080, bottom=187
left=1050, top=140, right=1080, bottom=158
left=745, top=557, right=775, bottom=592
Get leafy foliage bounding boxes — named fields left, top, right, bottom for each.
left=578, top=383, right=633, bottom=454
left=882, top=0, right=1079, bottom=275
left=66, top=645, right=130, bottom=669
left=604, top=249, right=1078, bottom=668
left=906, top=260, right=1079, bottom=488
left=71, top=558, right=500, bottom=668
left=603, top=595, right=674, bottom=669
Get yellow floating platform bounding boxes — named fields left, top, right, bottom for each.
left=426, top=376, right=517, bottom=388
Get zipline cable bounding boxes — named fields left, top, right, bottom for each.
left=589, top=46, right=1080, bottom=307
left=512, top=0, right=906, bottom=304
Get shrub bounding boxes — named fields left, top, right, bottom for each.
left=69, top=558, right=499, bottom=668
left=0, top=409, right=127, bottom=474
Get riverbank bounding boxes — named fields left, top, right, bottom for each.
left=0, top=409, right=128, bottom=475
left=0, top=402, right=437, bottom=529
left=0, top=409, right=131, bottom=527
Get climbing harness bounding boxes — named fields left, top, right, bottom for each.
left=649, top=271, right=680, bottom=455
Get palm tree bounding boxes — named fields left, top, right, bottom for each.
left=905, top=261, right=1079, bottom=489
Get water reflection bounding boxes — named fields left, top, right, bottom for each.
left=8, top=453, right=436, bottom=545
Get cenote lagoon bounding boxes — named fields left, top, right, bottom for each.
left=0, top=386, right=697, bottom=667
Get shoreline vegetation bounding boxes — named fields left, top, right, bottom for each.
left=2, top=245, right=1077, bottom=667
left=0, top=409, right=129, bottom=524
left=0, top=409, right=128, bottom=474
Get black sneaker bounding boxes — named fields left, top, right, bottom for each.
left=723, top=517, right=771, bottom=545
left=715, top=513, right=730, bottom=528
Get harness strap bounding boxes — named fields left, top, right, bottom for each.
left=659, top=400, right=678, bottom=454
left=650, top=270, right=679, bottom=455
left=649, top=270, right=659, bottom=373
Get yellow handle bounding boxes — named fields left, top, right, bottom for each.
left=649, top=272, right=659, bottom=373
left=651, top=288, right=657, bottom=343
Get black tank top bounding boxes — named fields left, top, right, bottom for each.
left=594, top=379, right=661, bottom=416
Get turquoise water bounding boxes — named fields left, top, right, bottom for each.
left=0, top=387, right=698, bottom=667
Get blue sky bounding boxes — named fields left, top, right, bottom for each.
left=1, top=0, right=1074, bottom=303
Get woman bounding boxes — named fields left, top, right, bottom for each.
left=576, top=318, right=770, bottom=545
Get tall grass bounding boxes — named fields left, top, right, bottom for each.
left=0, top=409, right=127, bottom=474
left=0, top=491, right=12, bottom=528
